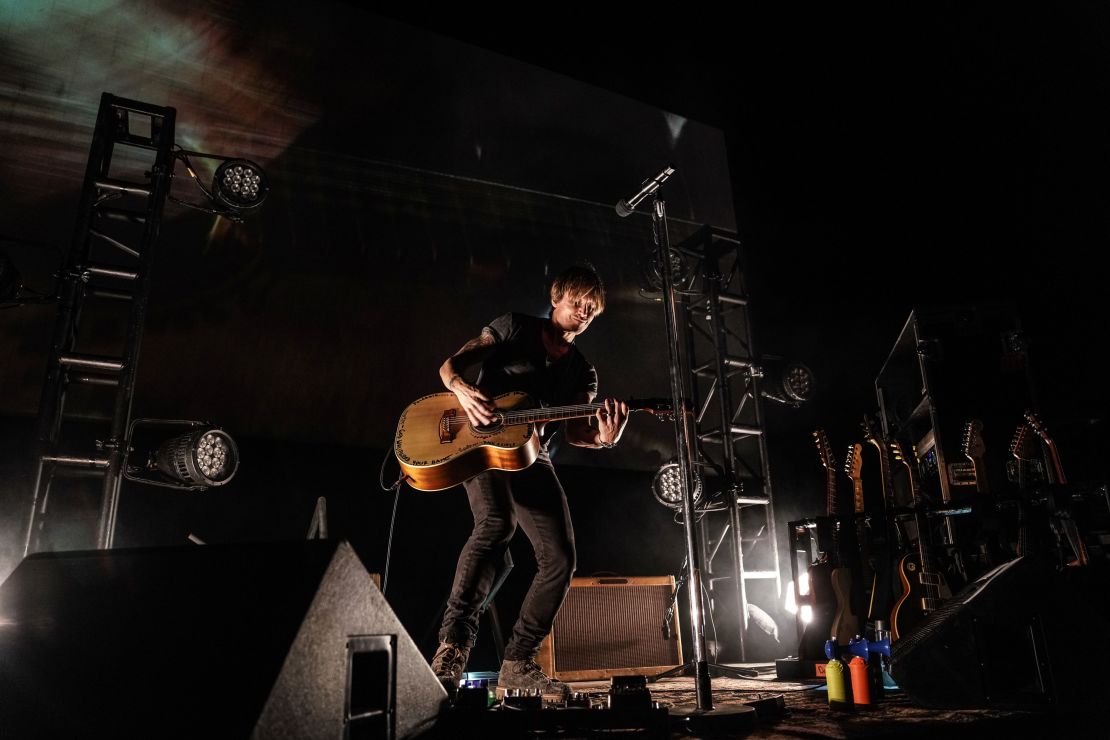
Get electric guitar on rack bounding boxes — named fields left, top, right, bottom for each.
left=1024, top=409, right=1088, bottom=566
left=962, top=419, right=989, bottom=495
left=860, top=414, right=906, bottom=628
left=962, top=419, right=1009, bottom=566
left=1009, top=422, right=1037, bottom=555
left=798, top=430, right=838, bottom=660
left=1009, top=422, right=1040, bottom=489
left=1024, top=410, right=1067, bottom=485
left=394, top=392, right=674, bottom=491
left=814, top=429, right=859, bottom=645
left=889, top=439, right=952, bottom=641
left=843, top=442, right=876, bottom=626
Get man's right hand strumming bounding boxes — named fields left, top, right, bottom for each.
left=448, top=375, right=496, bottom=427
left=440, top=330, right=499, bottom=427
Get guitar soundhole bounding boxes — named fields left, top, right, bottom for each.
left=471, top=413, right=505, bottom=435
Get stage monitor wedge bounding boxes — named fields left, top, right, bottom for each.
left=890, top=556, right=1110, bottom=710
left=0, top=539, right=446, bottom=739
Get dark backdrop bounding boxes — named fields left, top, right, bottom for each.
left=2, top=2, right=1107, bottom=665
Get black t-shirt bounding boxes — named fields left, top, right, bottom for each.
left=477, top=313, right=598, bottom=448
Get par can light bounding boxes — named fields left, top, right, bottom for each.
left=156, top=428, right=239, bottom=487
left=212, top=159, right=268, bottom=209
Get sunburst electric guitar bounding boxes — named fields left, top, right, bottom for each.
left=889, top=439, right=951, bottom=641
left=394, top=391, right=674, bottom=491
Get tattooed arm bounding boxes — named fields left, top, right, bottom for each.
left=439, top=330, right=498, bottom=426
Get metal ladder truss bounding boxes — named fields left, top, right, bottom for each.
left=24, top=93, right=176, bottom=554
left=668, top=225, right=782, bottom=661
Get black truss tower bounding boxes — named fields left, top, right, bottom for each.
left=672, top=226, right=782, bottom=661
left=24, top=93, right=176, bottom=554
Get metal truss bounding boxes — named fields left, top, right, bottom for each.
left=24, top=93, right=176, bottom=554
left=668, top=225, right=782, bottom=661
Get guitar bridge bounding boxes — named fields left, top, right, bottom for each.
left=439, top=409, right=457, bottom=443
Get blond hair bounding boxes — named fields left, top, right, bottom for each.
left=550, top=265, right=606, bottom=315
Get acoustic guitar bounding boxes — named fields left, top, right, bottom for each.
left=394, top=391, right=673, bottom=491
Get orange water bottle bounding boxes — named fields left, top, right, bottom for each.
left=849, top=657, right=871, bottom=706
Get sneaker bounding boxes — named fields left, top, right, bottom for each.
left=430, top=642, right=470, bottom=694
left=496, top=658, right=570, bottom=701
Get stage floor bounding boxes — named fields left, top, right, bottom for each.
left=546, top=665, right=1101, bottom=739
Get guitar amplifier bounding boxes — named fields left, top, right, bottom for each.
left=536, top=576, right=682, bottom=681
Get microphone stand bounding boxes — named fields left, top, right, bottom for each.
left=623, top=177, right=756, bottom=728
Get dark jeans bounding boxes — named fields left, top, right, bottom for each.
left=439, top=461, right=576, bottom=661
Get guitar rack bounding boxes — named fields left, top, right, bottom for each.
left=874, top=305, right=1038, bottom=512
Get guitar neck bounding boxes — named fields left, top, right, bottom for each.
left=868, top=441, right=896, bottom=508
left=1045, top=440, right=1067, bottom=485
left=969, top=454, right=990, bottom=494
left=901, top=461, right=921, bottom=505
left=503, top=402, right=635, bottom=425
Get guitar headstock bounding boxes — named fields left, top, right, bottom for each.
left=813, top=428, right=835, bottom=470
left=1023, top=409, right=1051, bottom=443
left=631, top=398, right=676, bottom=421
left=860, top=413, right=887, bottom=449
left=890, top=439, right=908, bottom=465
left=962, top=419, right=985, bottom=459
left=844, top=443, right=863, bottom=481
left=1010, top=423, right=1035, bottom=461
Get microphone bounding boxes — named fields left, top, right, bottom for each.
left=615, top=165, right=676, bottom=217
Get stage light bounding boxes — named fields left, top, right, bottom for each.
left=639, top=248, right=693, bottom=292
left=0, top=251, right=22, bottom=303
left=154, top=428, right=239, bottom=487
left=212, top=159, right=269, bottom=209
left=652, top=460, right=703, bottom=509
left=780, top=362, right=815, bottom=402
left=170, top=149, right=270, bottom=221
left=757, top=360, right=816, bottom=406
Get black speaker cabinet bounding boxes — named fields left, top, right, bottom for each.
left=536, top=576, right=682, bottom=681
left=890, top=556, right=1110, bottom=709
left=0, top=540, right=446, bottom=739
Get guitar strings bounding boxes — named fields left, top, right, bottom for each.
left=443, top=403, right=613, bottom=428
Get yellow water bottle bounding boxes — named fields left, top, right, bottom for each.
left=826, top=658, right=849, bottom=708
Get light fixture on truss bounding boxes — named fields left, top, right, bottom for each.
left=170, top=148, right=270, bottom=222
left=124, top=419, right=239, bottom=491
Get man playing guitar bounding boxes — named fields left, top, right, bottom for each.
left=430, top=265, right=629, bottom=700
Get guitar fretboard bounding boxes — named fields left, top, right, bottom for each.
left=503, top=404, right=612, bottom=424
left=446, top=402, right=646, bottom=429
